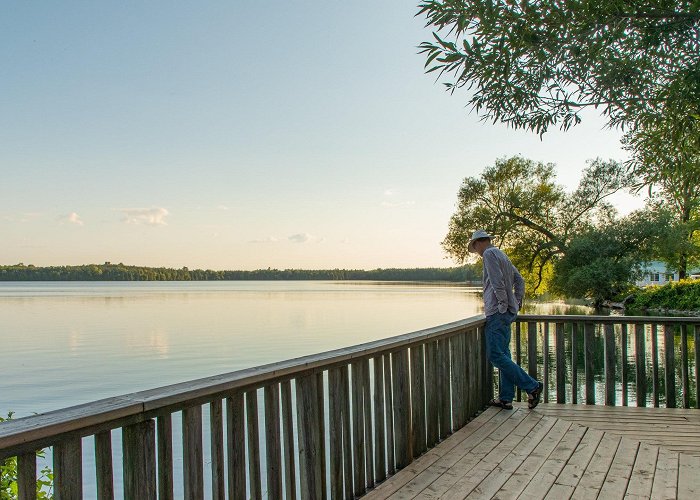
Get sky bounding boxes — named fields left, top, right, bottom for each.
left=1, top=1, right=644, bottom=271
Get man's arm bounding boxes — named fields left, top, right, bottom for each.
left=483, top=248, right=509, bottom=313
left=513, top=266, right=525, bottom=310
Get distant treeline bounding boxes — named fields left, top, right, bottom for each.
left=0, top=263, right=482, bottom=282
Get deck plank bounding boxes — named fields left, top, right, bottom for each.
left=650, top=447, right=678, bottom=500
left=571, top=432, right=622, bottom=500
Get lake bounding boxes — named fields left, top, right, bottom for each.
left=0, top=281, right=591, bottom=418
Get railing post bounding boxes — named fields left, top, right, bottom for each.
left=424, top=342, right=439, bottom=450
left=664, top=324, right=676, bottom=408
left=373, top=355, right=387, bottom=483
left=410, top=344, right=426, bottom=458
left=296, top=372, right=323, bottom=499
left=122, top=420, right=156, bottom=500
left=556, top=322, right=566, bottom=404
left=182, top=406, right=204, bottom=500
left=351, top=360, right=366, bottom=495
left=681, top=324, right=690, bottom=408
left=54, top=437, right=83, bottom=499
left=651, top=323, right=660, bottom=407
left=210, top=400, right=225, bottom=500
left=17, top=452, right=37, bottom=500
left=281, top=381, right=297, bottom=500
left=264, top=384, right=283, bottom=499
left=95, top=430, right=114, bottom=500
left=695, top=325, right=700, bottom=410
left=226, top=392, right=246, bottom=500
left=543, top=322, right=550, bottom=403
left=392, top=348, right=411, bottom=470
left=157, top=414, right=174, bottom=500
left=635, top=323, right=647, bottom=407
left=584, top=322, right=595, bottom=405
left=246, top=390, right=262, bottom=499
left=438, top=338, right=451, bottom=438
left=527, top=321, right=537, bottom=381
left=621, top=324, right=628, bottom=406
left=329, top=367, right=345, bottom=498
left=604, top=323, right=616, bottom=406
left=515, top=320, right=522, bottom=402
left=571, top=322, right=578, bottom=404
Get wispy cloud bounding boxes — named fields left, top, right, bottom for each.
left=119, top=207, right=169, bottom=226
left=59, top=212, right=84, bottom=226
left=384, top=188, right=395, bottom=196
left=217, top=204, right=230, bottom=211
left=249, top=236, right=279, bottom=244
left=288, top=233, right=312, bottom=244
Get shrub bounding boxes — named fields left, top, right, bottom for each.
left=630, top=279, right=700, bottom=312
left=0, top=412, right=54, bottom=499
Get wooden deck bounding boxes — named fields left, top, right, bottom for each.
left=364, top=404, right=700, bottom=499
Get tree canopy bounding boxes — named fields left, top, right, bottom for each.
left=417, top=0, right=700, bottom=135
left=442, top=156, right=632, bottom=291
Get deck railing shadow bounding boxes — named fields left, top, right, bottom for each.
left=1, top=314, right=699, bottom=498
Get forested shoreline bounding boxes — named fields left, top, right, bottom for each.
left=0, top=263, right=482, bottom=283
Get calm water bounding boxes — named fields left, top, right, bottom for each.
left=1, top=281, right=589, bottom=417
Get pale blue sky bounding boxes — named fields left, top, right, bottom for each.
left=1, top=1, right=640, bottom=270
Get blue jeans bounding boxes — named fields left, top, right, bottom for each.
left=485, top=311, right=538, bottom=402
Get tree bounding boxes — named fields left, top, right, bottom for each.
left=417, top=1, right=700, bottom=135
left=622, top=119, right=700, bottom=277
left=443, top=156, right=632, bottom=291
left=551, top=208, right=667, bottom=306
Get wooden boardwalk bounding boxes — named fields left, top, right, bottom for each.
left=364, top=404, right=700, bottom=499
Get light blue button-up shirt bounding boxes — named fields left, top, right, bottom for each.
left=482, top=246, right=525, bottom=317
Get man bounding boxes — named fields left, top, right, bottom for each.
left=468, top=229, right=543, bottom=410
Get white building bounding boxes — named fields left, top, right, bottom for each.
left=637, top=261, right=700, bottom=287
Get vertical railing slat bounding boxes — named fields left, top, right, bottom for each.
left=373, top=355, right=387, bottom=483
left=527, top=321, right=537, bottom=381
left=635, top=323, right=647, bottom=408
left=621, top=323, right=628, bottom=406
left=157, top=414, right=174, bottom=500
left=226, top=393, right=246, bottom=500
left=54, top=438, right=82, bottom=499
left=681, top=324, right=690, bottom=408
left=246, top=390, right=262, bottom=499
left=584, top=322, right=595, bottom=405
left=265, top=384, right=283, bottom=499
left=361, top=360, right=373, bottom=491
left=296, top=373, right=323, bottom=499
left=351, top=360, right=365, bottom=495
left=515, top=321, right=522, bottom=402
left=652, top=323, right=660, bottom=407
left=17, top=452, right=36, bottom=500
left=123, top=420, right=156, bottom=500
left=450, top=334, right=466, bottom=428
left=317, top=371, right=328, bottom=498
left=340, top=365, right=353, bottom=499
left=571, top=322, right=579, bottom=404
left=410, top=344, right=426, bottom=458
left=392, top=348, right=411, bottom=470
left=438, top=338, right=451, bottom=438
left=556, top=322, right=566, bottom=404
left=95, top=430, right=114, bottom=500
left=695, top=325, right=700, bottom=410
left=383, top=353, right=395, bottom=477
left=210, top=400, right=225, bottom=500
left=543, top=322, right=550, bottom=404
left=281, top=381, right=297, bottom=500
left=329, top=367, right=344, bottom=498
left=604, top=323, right=616, bottom=406
left=664, top=324, right=676, bottom=408
left=183, top=406, right=204, bottom=500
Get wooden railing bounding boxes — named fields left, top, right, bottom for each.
left=514, top=315, right=700, bottom=409
left=0, top=316, right=490, bottom=499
